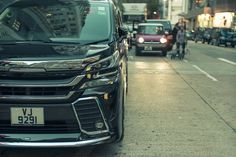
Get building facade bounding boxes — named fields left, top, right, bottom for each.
left=186, top=0, right=236, bottom=30
left=166, top=0, right=189, bottom=25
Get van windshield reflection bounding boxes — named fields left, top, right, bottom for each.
left=0, top=0, right=111, bottom=43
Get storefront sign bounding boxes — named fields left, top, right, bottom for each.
left=213, top=12, right=235, bottom=28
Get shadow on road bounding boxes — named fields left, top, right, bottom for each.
left=136, top=53, right=165, bottom=57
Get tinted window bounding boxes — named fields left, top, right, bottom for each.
left=146, top=20, right=172, bottom=30
left=138, top=25, right=164, bottom=35
left=157, top=21, right=171, bottom=30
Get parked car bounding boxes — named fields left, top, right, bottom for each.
left=217, top=28, right=236, bottom=47
left=209, top=28, right=220, bottom=45
left=145, top=19, right=173, bottom=50
left=0, top=0, right=128, bottom=147
left=135, top=23, right=168, bottom=56
left=202, top=28, right=212, bottom=44
left=186, top=30, right=194, bottom=41
left=193, top=27, right=204, bottom=43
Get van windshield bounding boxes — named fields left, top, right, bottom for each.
left=0, top=0, right=110, bottom=43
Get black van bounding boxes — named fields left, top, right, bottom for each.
left=0, top=0, right=128, bottom=147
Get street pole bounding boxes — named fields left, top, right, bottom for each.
left=163, top=0, right=166, bottom=19
left=168, top=0, right=171, bottom=20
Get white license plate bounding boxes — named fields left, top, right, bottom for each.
left=144, top=46, right=152, bottom=51
left=11, top=107, right=44, bottom=126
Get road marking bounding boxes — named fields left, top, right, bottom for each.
left=218, top=58, right=236, bottom=66
left=183, top=59, right=188, bottom=63
left=192, top=65, right=218, bottom=82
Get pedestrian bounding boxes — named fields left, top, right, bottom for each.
left=172, top=22, right=179, bottom=45
left=176, top=26, right=187, bottom=55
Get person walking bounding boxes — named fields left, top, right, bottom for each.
left=172, top=22, right=180, bottom=45
left=176, top=26, right=187, bottom=55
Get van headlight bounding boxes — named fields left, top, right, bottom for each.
left=84, top=50, right=120, bottom=81
left=80, top=51, right=120, bottom=89
left=85, top=50, right=119, bottom=71
left=80, top=76, right=117, bottom=89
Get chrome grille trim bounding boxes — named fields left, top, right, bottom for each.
left=72, top=97, right=109, bottom=135
left=0, top=136, right=111, bottom=147
left=0, top=91, right=75, bottom=101
left=0, top=55, right=101, bottom=72
left=0, top=75, right=84, bottom=87
left=0, top=75, right=84, bottom=100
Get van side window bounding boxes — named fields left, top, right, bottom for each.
left=114, top=9, right=121, bottom=38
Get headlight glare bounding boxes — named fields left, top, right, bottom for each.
left=138, top=37, right=145, bottom=43
left=160, top=37, right=167, bottom=43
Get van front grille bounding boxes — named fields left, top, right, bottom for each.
left=0, top=87, right=72, bottom=96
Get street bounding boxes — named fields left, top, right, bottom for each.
left=1, top=42, right=236, bottom=157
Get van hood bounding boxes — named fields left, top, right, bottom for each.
left=0, top=43, right=113, bottom=73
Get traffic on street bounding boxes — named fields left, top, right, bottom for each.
left=1, top=41, right=236, bottom=157
left=0, top=0, right=236, bottom=157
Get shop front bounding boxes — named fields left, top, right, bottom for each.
left=197, top=13, right=212, bottom=28
left=213, top=12, right=235, bottom=28
left=186, top=0, right=236, bottom=29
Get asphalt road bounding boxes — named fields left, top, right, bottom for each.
left=1, top=42, right=236, bottom=157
